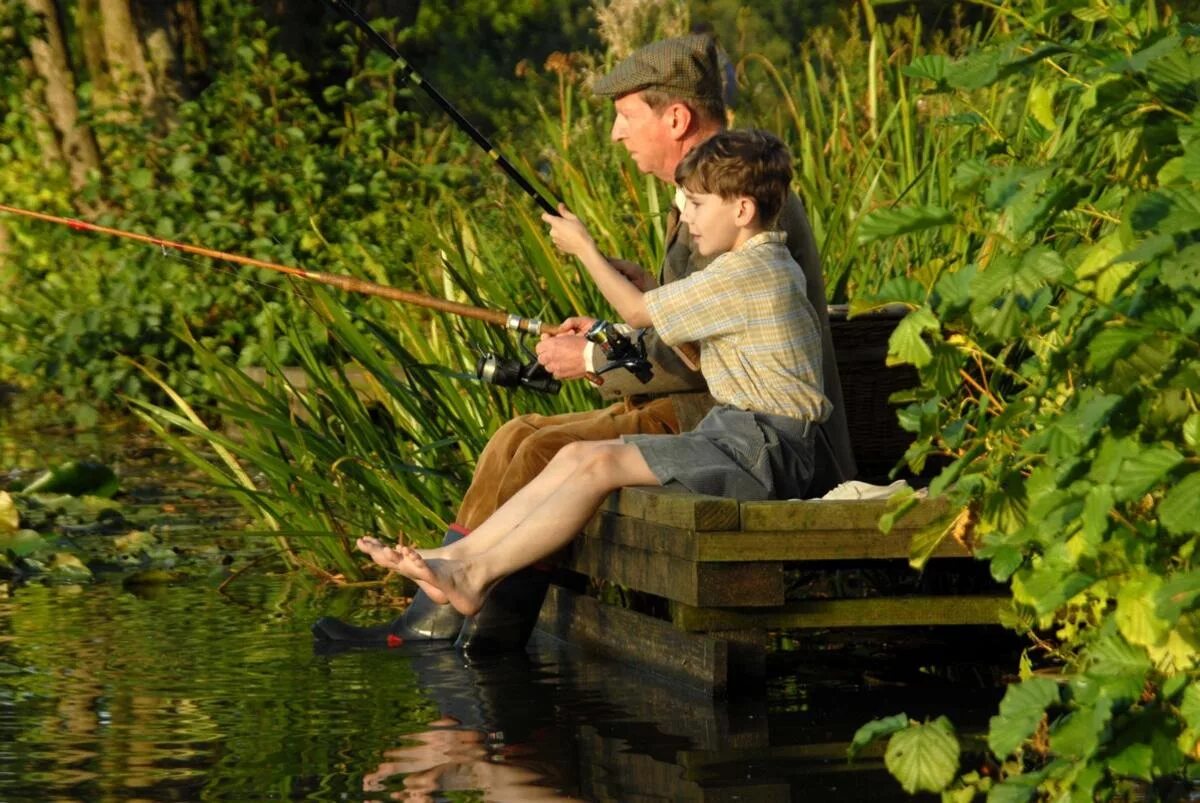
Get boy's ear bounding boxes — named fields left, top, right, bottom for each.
left=734, top=196, right=758, bottom=227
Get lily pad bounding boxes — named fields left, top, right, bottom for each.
left=22, top=461, right=119, bottom=498
left=46, top=552, right=94, bottom=583
left=0, top=529, right=48, bottom=558
left=0, top=492, right=18, bottom=532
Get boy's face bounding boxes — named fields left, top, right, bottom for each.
left=680, top=189, right=754, bottom=256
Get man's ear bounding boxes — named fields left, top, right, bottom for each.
left=735, top=196, right=758, bottom=226
left=664, top=102, right=695, bottom=140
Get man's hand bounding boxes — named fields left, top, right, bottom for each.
left=535, top=333, right=590, bottom=380
left=555, top=315, right=598, bottom=336
left=608, top=258, right=657, bottom=292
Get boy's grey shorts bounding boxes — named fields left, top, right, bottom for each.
left=623, top=404, right=816, bottom=501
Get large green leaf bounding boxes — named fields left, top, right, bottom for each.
left=887, top=307, right=939, bottom=368
left=1115, top=573, right=1169, bottom=648
left=848, top=712, right=909, bottom=758
left=884, top=717, right=960, bottom=794
left=856, top=205, right=954, bottom=244
left=902, top=54, right=949, bottom=84
left=1113, top=446, right=1183, bottom=501
left=1087, top=634, right=1151, bottom=680
left=988, top=677, right=1060, bottom=758
left=1049, top=697, right=1114, bottom=760
left=1159, top=471, right=1200, bottom=536
left=1087, top=326, right=1149, bottom=372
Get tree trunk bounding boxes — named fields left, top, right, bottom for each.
left=25, top=0, right=103, bottom=190
left=76, top=0, right=114, bottom=104
left=97, top=0, right=157, bottom=109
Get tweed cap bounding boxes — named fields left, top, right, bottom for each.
left=592, top=34, right=723, bottom=107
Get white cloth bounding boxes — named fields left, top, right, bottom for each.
left=819, top=479, right=913, bottom=501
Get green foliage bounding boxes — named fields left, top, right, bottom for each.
left=848, top=714, right=961, bottom=795
left=859, top=1, right=1200, bottom=796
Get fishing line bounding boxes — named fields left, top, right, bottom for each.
left=324, top=0, right=561, bottom=217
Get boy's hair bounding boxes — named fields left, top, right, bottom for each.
left=674, top=129, right=791, bottom=227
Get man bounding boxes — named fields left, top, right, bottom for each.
left=313, top=34, right=855, bottom=651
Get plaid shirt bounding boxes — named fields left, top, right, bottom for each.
left=644, top=231, right=831, bottom=422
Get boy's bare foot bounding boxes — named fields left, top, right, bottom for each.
left=393, top=545, right=488, bottom=617
left=356, top=536, right=450, bottom=605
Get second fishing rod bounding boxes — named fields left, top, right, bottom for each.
left=322, top=0, right=656, bottom=387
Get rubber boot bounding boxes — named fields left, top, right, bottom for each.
left=312, top=526, right=468, bottom=648
left=454, top=563, right=552, bottom=656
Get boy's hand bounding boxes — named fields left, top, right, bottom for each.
left=542, top=204, right=598, bottom=259
left=608, top=258, right=657, bottom=292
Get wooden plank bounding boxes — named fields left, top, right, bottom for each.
left=581, top=511, right=969, bottom=562
left=740, top=496, right=949, bottom=532
left=604, top=486, right=741, bottom=531
left=535, top=585, right=730, bottom=696
left=582, top=512, right=699, bottom=559
left=669, top=595, right=1008, bottom=631
left=563, top=537, right=785, bottom=607
left=694, top=529, right=970, bottom=561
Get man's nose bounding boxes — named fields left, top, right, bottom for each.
left=610, top=117, right=625, bottom=141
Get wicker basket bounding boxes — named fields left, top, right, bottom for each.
left=828, top=305, right=920, bottom=483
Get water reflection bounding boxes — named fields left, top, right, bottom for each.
left=0, top=570, right=1008, bottom=802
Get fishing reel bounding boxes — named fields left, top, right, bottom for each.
left=585, top=320, right=653, bottom=384
left=475, top=346, right=562, bottom=395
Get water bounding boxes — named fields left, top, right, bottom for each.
left=0, top=570, right=1014, bottom=802
left=1, top=400, right=1012, bottom=801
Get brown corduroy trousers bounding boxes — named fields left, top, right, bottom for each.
left=455, top=396, right=678, bottom=531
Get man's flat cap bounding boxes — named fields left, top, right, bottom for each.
left=592, top=34, right=723, bottom=107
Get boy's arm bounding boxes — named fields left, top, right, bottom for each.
left=543, top=206, right=652, bottom=328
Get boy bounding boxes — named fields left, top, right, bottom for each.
left=358, top=129, right=831, bottom=616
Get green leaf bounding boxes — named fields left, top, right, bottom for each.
left=887, top=307, right=939, bottom=368
left=1180, top=412, right=1200, bottom=451
left=902, top=54, right=948, bottom=84
left=1116, top=573, right=1169, bottom=647
left=988, top=677, right=1060, bottom=758
left=1087, top=326, right=1149, bottom=372
left=1107, top=744, right=1154, bottom=781
left=1080, top=485, right=1113, bottom=544
left=856, top=205, right=954, bottom=244
left=128, top=168, right=154, bottom=190
left=1087, top=634, right=1151, bottom=680
left=1049, top=698, right=1113, bottom=760
left=1113, top=446, right=1183, bottom=502
left=1180, top=682, right=1200, bottom=730
left=1160, top=471, right=1200, bottom=536
left=848, top=712, right=909, bottom=759
left=884, top=717, right=960, bottom=794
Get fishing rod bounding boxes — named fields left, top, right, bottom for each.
left=324, top=0, right=560, bottom=218
left=0, top=204, right=652, bottom=391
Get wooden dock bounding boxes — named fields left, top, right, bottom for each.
left=536, top=486, right=1006, bottom=697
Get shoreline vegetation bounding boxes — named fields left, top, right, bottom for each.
left=3, top=0, right=1200, bottom=797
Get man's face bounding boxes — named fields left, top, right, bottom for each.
left=610, top=92, right=677, bottom=182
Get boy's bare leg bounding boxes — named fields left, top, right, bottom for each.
left=391, top=442, right=658, bottom=616
left=357, top=439, right=622, bottom=573
left=358, top=535, right=450, bottom=604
